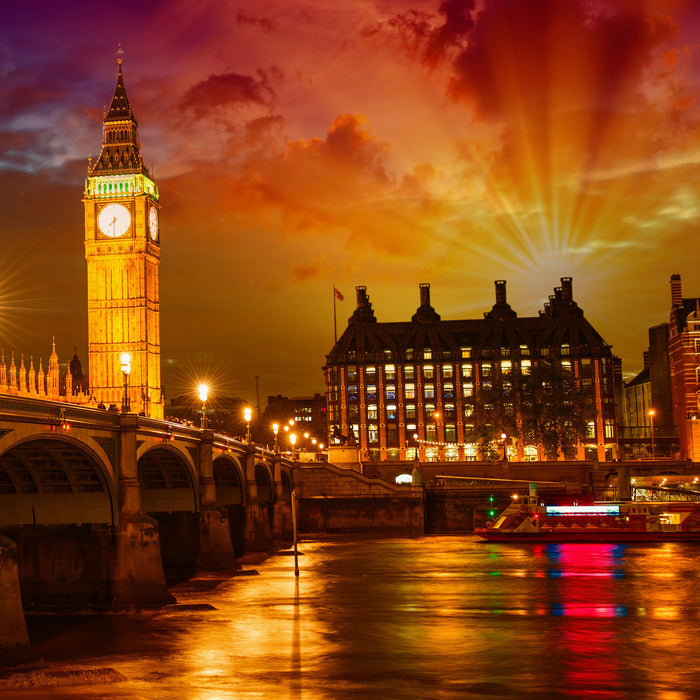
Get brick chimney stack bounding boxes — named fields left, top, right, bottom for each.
left=560, top=277, right=573, bottom=302
left=419, top=283, right=431, bottom=307
left=671, top=274, right=683, bottom=308
left=495, top=280, right=506, bottom=304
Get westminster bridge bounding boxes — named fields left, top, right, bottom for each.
left=0, top=394, right=299, bottom=663
left=2, top=395, right=698, bottom=665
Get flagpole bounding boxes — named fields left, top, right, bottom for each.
left=333, top=285, right=338, bottom=343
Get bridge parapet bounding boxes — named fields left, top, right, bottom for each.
left=0, top=395, right=120, bottom=429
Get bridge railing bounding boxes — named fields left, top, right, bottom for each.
left=0, top=395, right=121, bottom=428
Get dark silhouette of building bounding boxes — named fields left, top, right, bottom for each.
left=263, top=394, right=328, bottom=449
left=324, top=279, right=621, bottom=462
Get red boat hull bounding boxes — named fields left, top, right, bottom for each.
left=474, top=529, right=700, bottom=543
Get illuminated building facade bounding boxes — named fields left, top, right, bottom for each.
left=83, top=56, right=163, bottom=417
left=667, top=274, right=700, bottom=460
left=325, top=279, right=621, bottom=462
left=621, top=275, right=700, bottom=460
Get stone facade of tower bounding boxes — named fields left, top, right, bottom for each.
left=83, top=57, right=163, bottom=418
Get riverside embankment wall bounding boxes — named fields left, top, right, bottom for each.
left=295, top=462, right=424, bottom=534
left=294, top=459, right=699, bottom=535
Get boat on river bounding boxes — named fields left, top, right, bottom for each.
left=474, top=500, right=700, bottom=542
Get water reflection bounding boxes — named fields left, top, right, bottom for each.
left=7, top=538, right=700, bottom=699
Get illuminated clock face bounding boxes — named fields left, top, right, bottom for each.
left=149, top=206, right=159, bottom=241
left=98, top=203, right=131, bottom=238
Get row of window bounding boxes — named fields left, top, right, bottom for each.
left=342, top=344, right=604, bottom=363
left=348, top=420, right=615, bottom=446
left=337, top=376, right=609, bottom=405
left=340, top=357, right=609, bottom=383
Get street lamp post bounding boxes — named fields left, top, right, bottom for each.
left=434, top=411, right=441, bottom=461
left=273, top=423, right=279, bottom=453
left=198, top=384, right=208, bottom=429
left=244, top=407, right=252, bottom=443
left=120, top=353, right=131, bottom=413
left=290, top=432, right=297, bottom=459
left=649, top=409, right=655, bottom=459
left=501, top=432, right=508, bottom=462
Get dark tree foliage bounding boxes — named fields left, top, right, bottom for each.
left=465, top=372, right=518, bottom=461
left=518, top=360, right=595, bottom=459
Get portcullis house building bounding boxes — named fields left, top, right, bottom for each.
left=324, top=279, right=622, bottom=462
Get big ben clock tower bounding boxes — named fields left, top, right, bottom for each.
left=83, top=54, right=163, bottom=418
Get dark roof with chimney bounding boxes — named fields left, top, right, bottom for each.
left=326, top=278, right=613, bottom=363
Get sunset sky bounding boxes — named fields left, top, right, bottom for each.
left=2, top=0, right=700, bottom=405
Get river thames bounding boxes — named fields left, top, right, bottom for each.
left=5, top=535, right=700, bottom=699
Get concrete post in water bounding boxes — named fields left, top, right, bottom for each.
left=272, top=453, right=293, bottom=541
left=243, top=444, right=273, bottom=551
left=112, top=414, right=174, bottom=607
left=198, top=430, right=236, bottom=569
left=618, top=467, right=631, bottom=501
left=0, top=537, right=32, bottom=668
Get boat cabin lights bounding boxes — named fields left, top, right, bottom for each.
left=545, top=505, right=621, bottom=517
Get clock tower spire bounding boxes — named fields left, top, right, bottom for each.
left=83, top=54, right=163, bottom=418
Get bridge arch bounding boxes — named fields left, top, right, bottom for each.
left=255, top=461, right=274, bottom=504
left=280, top=469, right=292, bottom=499
left=137, top=445, right=198, bottom=513
left=213, top=454, right=245, bottom=506
left=0, top=434, right=116, bottom=525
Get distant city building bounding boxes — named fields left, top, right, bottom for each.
left=625, top=275, right=700, bottom=460
left=264, top=394, right=328, bottom=448
left=324, top=279, right=622, bottom=462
